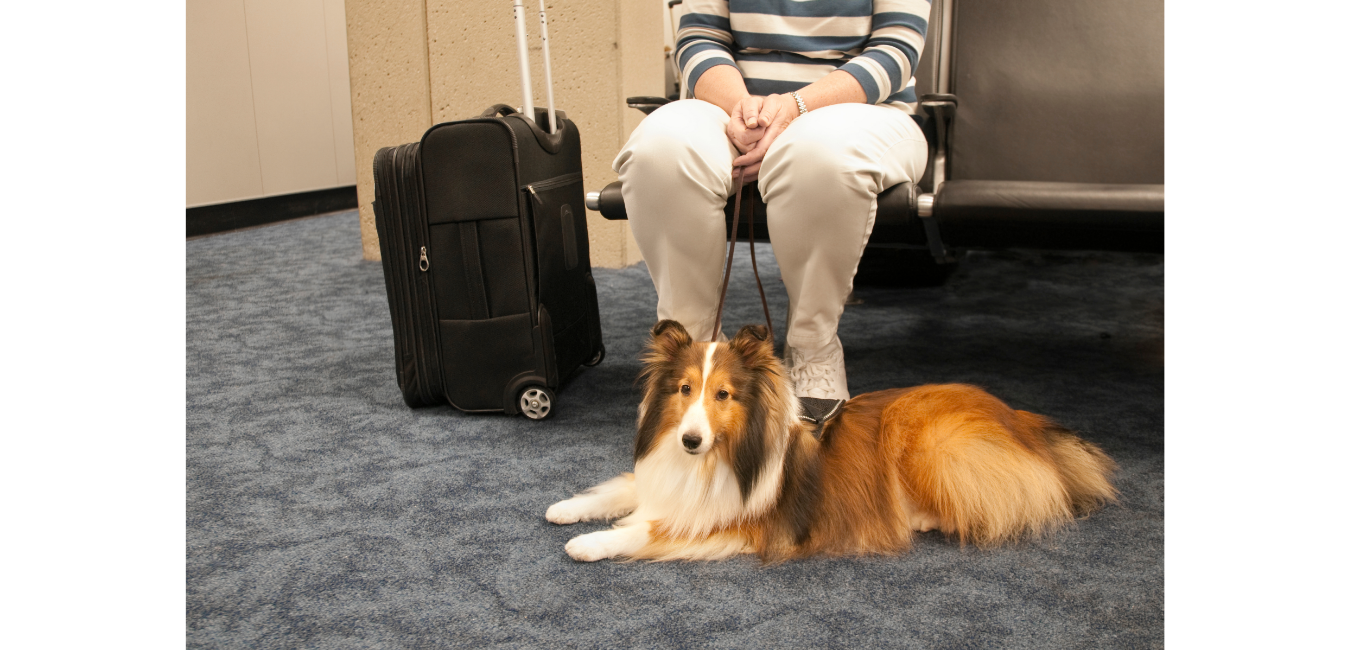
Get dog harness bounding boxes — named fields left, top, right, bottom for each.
left=799, top=396, right=845, bottom=429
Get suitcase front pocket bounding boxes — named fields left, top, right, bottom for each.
left=524, top=172, right=589, bottom=336
left=525, top=172, right=585, bottom=272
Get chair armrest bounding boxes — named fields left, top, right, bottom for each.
left=626, top=96, right=672, bottom=116
left=918, top=94, right=958, bottom=193
left=932, top=180, right=1163, bottom=252
left=587, top=181, right=629, bottom=220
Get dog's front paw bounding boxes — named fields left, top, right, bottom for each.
left=564, top=531, right=617, bottom=562
left=546, top=499, right=585, bottom=525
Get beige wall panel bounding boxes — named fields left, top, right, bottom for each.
left=323, top=0, right=357, bottom=186
left=347, top=0, right=433, bottom=261
left=187, top=0, right=265, bottom=207
left=244, top=0, right=341, bottom=196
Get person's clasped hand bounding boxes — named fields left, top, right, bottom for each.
left=726, top=93, right=803, bottom=183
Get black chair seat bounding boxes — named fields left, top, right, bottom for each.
left=590, top=178, right=1161, bottom=254
left=591, top=179, right=920, bottom=244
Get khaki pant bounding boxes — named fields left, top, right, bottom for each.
left=614, top=99, right=927, bottom=349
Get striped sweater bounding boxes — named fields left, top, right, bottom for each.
left=676, top=0, right=931, bottom=112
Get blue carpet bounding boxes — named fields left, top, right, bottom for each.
left=187, top=210, right=1162, bottom=648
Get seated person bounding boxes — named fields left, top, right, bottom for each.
left=614, top=0, right=932, bottom=400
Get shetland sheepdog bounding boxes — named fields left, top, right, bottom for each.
left=546, top=320, right=1117, bottom=562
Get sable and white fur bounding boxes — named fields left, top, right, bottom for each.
left=546, top=321, right=1117, bottom=562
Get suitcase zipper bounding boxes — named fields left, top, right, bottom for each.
left=396, top=143, right=435, bottom=404
left=404, top=145, right=432, bottom=403
left=377, top=144, right=433, bottom=406
left=523, top=171, right=582, bottom=195
left=408, top=145, right=444, bottom=403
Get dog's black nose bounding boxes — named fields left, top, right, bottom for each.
left=681, top=432, right=702, bottom=450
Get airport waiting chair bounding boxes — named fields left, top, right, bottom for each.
left=585, top=0, right=1163, bottom=261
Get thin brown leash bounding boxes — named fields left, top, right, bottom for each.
left=710, top=171, right=774, bottom=344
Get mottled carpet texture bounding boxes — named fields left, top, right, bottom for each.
left=187, top=211, right=1163, bottom=649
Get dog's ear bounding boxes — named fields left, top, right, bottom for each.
left=729, top=324, right=773, bottom=361
left=649, top=319, right=692, bottom=355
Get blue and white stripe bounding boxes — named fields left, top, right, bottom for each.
left=675, top=0, right=931, bottom=111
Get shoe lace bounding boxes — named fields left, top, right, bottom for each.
left=789, top=346, right=841, bottom=397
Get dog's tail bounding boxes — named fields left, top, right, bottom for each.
left=898, top=387, right=1117, bottom=547
left=1040, top=421, right=1118, bottom=516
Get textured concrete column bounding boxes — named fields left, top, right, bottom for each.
left=346, top=0, right=434, bottom=262
left=348, top=0, right=663, bottom=267
left=615, top=0, right=664, bottom=266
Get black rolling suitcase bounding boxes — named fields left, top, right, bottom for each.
left=371, top=1, right=603, bottom=420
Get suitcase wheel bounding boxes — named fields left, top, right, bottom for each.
left=518, top=385, right=556, bottom=420
left=583, top=344, right=605, bottom=368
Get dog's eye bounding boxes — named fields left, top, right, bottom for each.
left=680, top=384, right=691, bottom=396
left=716, top=389, right=729, bottom=401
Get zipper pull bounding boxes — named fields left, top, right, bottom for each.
left=527, top=185, right=539, bottom=199
left=419, top=246, right=429, bottom=272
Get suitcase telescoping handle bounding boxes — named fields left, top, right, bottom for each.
left=510, top=0, right=559, bottom=134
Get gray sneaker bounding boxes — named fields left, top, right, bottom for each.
left=786, top=335, right=850, bottom=400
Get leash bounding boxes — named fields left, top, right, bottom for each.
left=711, top=172, right=774, bottom=344
left=711, top=171, right=845, bottom=434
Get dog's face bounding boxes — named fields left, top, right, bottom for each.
left=636, top=321, right=784, bottom=499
